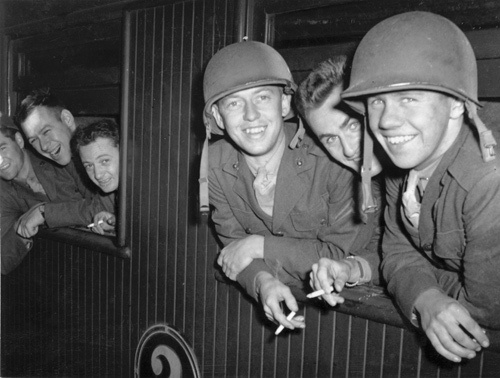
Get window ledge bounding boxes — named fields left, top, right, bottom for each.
left=330, top=285, right=500, bottom=353
left=36, top=227, right=131, bottom=259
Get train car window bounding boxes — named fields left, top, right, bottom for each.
left=7, top=16, right=130, bottom=259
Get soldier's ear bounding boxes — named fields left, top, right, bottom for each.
left=281, top=93, right=292, bottom=118
left=14, top=132, right=25, bottom=149
left=61, top=109, right=76, bottom=132
left=450, top=99, right=465, bottom=120
left=211, top=104, right=225, bottom=130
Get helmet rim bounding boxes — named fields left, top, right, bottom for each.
left=203, top=78, right=296, bottom=136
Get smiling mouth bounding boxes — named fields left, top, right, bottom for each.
left=49, top=145, right=61, bottom=157
left=98, top=178, right=111, bottom=186
left=243, top=126, right=266, bottom=135
left=0, top=163, right=10, bottom=170
left=386, top=135, right=416, bottom=145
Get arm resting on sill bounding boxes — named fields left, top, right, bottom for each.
left=322, top=285, right=500, bottom=353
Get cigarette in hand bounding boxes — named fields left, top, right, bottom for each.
left=275, top=311, right=296, bottom=336
left=87, top=219, right=104, bottom=228
left=307, top=286, right=334, bottom=299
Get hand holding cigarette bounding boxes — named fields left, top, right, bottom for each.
left=275, top=311, right=297, bottom=335
left=307, top=287, right=334, bottom=299
left=87, top=219, right=104, bottom=228
left=87, top=212, right=116, bottom=235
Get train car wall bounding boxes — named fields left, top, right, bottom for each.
left=1, top=0, right=500, bottom=376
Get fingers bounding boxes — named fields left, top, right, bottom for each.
left=424, top=305, right=489, bottom=362
left=16, top=220, right=38, bottom=238
left=319, top=258, right=350, bottom=292
left=457, top=313, right=489, bottom=349
left=100, top=222, right=115, bottom=232
left=322, top=292, right=345, bottom=307
left=216, top=249, right=243, bottom=281
left=309, top=258, right=350, bottom=307
left=91, top=225, right=105, bottom=235
left=427, top=326, right=477, bottom=363
left=106, top=216, right=116, bottom=227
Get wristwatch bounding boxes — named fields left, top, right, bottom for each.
left=345, top=256, right=364, bottom=287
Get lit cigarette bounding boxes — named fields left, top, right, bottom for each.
left=306, top=286, right=334, bottom=299
left=87, top=219, right=104, bottom=228
left=275, top=311, right=296, bottom=336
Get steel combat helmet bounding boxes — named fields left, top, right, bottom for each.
left=202, top=41, right=296, bottom=138
left=199, top=41, right=301, bottom=213
left=343, top=11, right=496, bottom=163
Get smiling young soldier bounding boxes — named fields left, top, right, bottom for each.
left=73, top=119, right=120, bottom=234
left=342, top=11, right=499, bottom=363
left=295, top=56, right=386, bottom=306
left=13, top=89, right=113, bottom=237
left=200, top=41, right=379, bottom=333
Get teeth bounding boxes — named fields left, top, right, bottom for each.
left=387, top=135, right=415, bottom=145
left=50, top=146, right=61, bottom=156
left=98, top=178, right=111, bottom=185
left=244, top=126, right=265, bottom=134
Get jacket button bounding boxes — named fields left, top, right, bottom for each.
left=232, top=162, right=239, bottom=169
left=320, top=219, right=327, bottom=225
left=423, top=243, right=432, bottom=251
left=245, top=228, right=252, bottom=234
left=296, top=160, right=303, bottom=166
left=275, top=231, right=284, bottom=237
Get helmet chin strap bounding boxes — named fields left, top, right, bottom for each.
left=361, top=116, right=378, bottom=217
left=466, top=101, right=497, bottom=162
left=289, top=117, right=305, bottom=149
left=199, top=137, right=210, bottom=214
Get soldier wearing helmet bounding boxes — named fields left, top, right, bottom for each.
left=201, top=41, right=376, bottom=333
left=343, top=11, right=500, bottom=362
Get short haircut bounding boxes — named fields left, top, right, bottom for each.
left=73, top=119, right=120, bottom=153
left=15, top=88, right=65, bottom=125
left=0, top=113, right=20, bottom=141
left=295, top=55, right=348, bottom=118
left=0, top=126, right=18, bottom=141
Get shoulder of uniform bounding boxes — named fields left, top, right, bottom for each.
left=448, top=132, right=500, bottom=189
left=296, top=131, right=328, bottom=158
left=208, top=137, right=238, bottom=166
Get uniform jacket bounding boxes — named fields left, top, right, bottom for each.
left=382, top=125, right=500, bottom=329
left=1, top=150, right=113, bottom=274
left=209, top=123, right=383, bottom=299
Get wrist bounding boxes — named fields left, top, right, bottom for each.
left=255, top=271, right=273, bottom=294
left=38, top=203, right=48, bottom=227
left=414, top=288, right=443, bottom=312
left=253, top=235, right=265, bottom=259
left=344, top=256, right=366, bottom=287
left=344, top=256, right=372, bottom=287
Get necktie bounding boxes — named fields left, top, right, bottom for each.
left=402, top=170, right=421, bottom=228
left=253, top=166, right=276, bottom=216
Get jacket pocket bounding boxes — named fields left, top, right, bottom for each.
left=290, top=194, right=329, bottom=233
left=432, top=228, right=465, bottom=264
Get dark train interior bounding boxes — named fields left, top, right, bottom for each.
left=1, top=0, right=500, bottom=376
